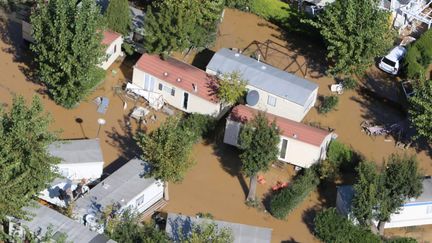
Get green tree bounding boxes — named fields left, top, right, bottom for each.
left=0, top=96, right=59, bottom=221
left=104, top=0, right=131, bottom=35
left=135, top=116, right=196, bottom=200
left=375, top=154, right=422, bottom=235
left=403, top=29, right=432, bottom=79
left=409, top=80, right=432, bottom=142
left=225, top=0, right=251, bottom=11
left=143, top=0, right=224, bottom=55
left=105, top=210, right=169, bottom=243
left=31, top=0, right=105, bottom=108
left=308, top=0, right=394, bottom=74
left=217, top=71, right=247, bottom=105
left=238, top=112, right=280, bottom=201
left=178, top=222, right=234, bottom=243
left=352, top=161, right=379, bottom=228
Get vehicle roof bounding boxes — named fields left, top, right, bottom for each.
left=385, top=46, right=406, bottom=61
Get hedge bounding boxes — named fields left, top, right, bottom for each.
left=318, top=96, right=339, bottom=114
left=269, top=167, right=319, bottom=219
left=404, top=29, right=432, bottom=79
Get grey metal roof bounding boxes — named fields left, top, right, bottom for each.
left=48, top=139, right=104, bottom=164
left=19, top=204, right=115, bottom=243
left=336, top=185, right=355, bottom=216
left=206, top=48, right=318, bottom=106
left=75, top=158, right=158, bottom=216
left=166, top=213, right=272, bottom=243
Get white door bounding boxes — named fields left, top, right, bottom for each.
left=144, top=74, right=155, bottom=91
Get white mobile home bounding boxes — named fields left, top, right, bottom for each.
left=8, top=204, right=115, bottom=242
left=132, top=54, right=227, bottom=118
left=48, top=139, right=104, bottom=182
left=98, top=30, right=123, bottom=70
left=206, top=48, right=319, bottom=122
left=74, top=158, right=165, bottom=231
left=166, top=213, right=272, bottom=243
left=224, top=105, right=333, bottom=168
left=337, top=177, right=432, bottom=229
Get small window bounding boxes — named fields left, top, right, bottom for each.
left=427, top=206, right=432, bottom=214
left=158, top=83, right=163, bottom=91
left=114, top=45, right=117, bottom=53
left=171, top=88, right=175, bottom=96
left=280, top=139, right=288, bottom=159
left=136, top=195, right=144, bottom=207
left=163, top=85, right=171, bottom=93
left=267, top=95, right=277, bottom=107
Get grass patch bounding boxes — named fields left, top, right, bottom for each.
left=250, top=0, right=291, bottom=22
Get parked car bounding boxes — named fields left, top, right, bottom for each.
left=378, top=46, right=407, bottom=75
left=401, top=80, right=415, bottom=99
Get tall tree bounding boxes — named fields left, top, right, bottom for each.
left=143, top=0, right=224, bottom=55
left=352, top=161, right=379, bottom=229
left=217, top=71, right=247, bottom=105
left=0, top=96, right=59, bottom=221
left=308, top=0, right=394, bottom=74
left=375, top=154, right=422, bottom=235
left=104, top=0, right=131, bottom=35
left=239, top=113, right=280, bottom=201
left=409, top=80, right=432, bottom=143
left=31, top=0, right=105, bottom=108
left=135, top=116, right=196, bottom=200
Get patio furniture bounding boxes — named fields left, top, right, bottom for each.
left=130, top=106, right=150, bottom=121
left=330, top=84, right=344, bottom=95
left=97, top=97, right=109, bottom=114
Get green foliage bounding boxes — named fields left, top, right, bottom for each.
left=105, top=210, right=169, bottom=243
left=31, top=0, right=105, bottom=108
left=135, top=116, right=196, bottom=183
left=318, top=96, right=339, bottom=114
left=178, top=221, right=234, bottom=243
left=308, top=0, right=394, bottom=74
left=217, top=71, right=247, bottom=104
left=314, top=208, right=381, bottom=243
left=225, top=0, right=251, bottom=10
left=270, top=168, right=319, bottom=219
left=250, top=0, right=290, bottom=22
left=122, top=42, right=134, bottom=56
left=386, top=237, right=418, bottom=243
left=0, top=96, right=59, bottom=221
left=343, top=77, right=358, bottom=90
left=352, top=161, right=379, bottom=225
left=105, top=0, right=131, bottom=35
left=196, top=212, right=214, bottom=219
left=327, top=140, right=354, bottom=170
left=144, top=0, right=224, bottom=54
left=404, top=29, right=432, bottom=79
left=238, top=113, right=280, bottom=177
left=409, top=80, right=432, bottom=142
left=180, top=113, right=216, bottom=141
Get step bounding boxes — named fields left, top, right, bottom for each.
left=140, top=199, right=168, bottom=220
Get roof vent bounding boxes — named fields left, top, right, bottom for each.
left=234, top=53, right=240, bottom=57
left=163, top=72, right=168, bottom=77
left=261, top=65, right=266, bottom=70
left=192, top=83, right=198, bottom=92
left=293, top=134, right=298, bottom=139
left=176, top=77, right=182, bottom=82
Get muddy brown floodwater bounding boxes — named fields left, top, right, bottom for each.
left=1, top=7, right=432, bottom=243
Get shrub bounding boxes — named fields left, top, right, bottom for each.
left=225, top=0, right=251, bottom=11
left=314, top=208, right=381, bottom=243
left=180, top=113, right=216, bottom=141
left=404, top=29, right=432, bottom=80
left=386, top=237, right=417, bottom=243
left=343, top=77, right=358, bottom=90
left=319, top=140, right=357, bottom=179
left=250, top=0, right=291, bottom=22
left=318, top=96, right=339, bottom=114
left=270, top=168, right=319, bottom=219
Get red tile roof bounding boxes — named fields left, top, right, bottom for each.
left=101, top=30, right=121, bottom=46
left=229, top=105, right=330, bottom=147
left=135, top=54, right=219, bottom=103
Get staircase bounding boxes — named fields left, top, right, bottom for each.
left=139, top=199, right=168, bottom=220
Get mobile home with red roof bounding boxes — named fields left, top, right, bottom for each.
left=132, top=54, right=228, bottom=117
left=224, top=105, right=333, bottom=168
left=98, top=30, right=123, bottom=70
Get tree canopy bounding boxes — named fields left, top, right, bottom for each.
left=135, top=116, right=196, bottom=183
left=239, top=112, right=280, bottom=200
left=217, top=71, right=247, bottom=105
left=178, top=221, right=234, bottom=243
left=409, top=80, right=432, bottom=143
left=31, top=0, right=105, bottom=108
left=143, top=0, right=224, bottom=55
left=309, top=0, right=394, bottom=74
left=403, top=29, right=432, bottom=80
left=105, top=0, right=131, bottom=35
left=0, top=96, right=59, bottom=221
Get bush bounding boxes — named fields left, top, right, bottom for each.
left=386, top=237, right=417, bottom=243
left=250, top=0, right=291, bottom=22
left=343, top=77, right=358, bottom=90
left=318, top=96, right=339, bottom=114
left=180, top=113, right=217, bottom=141
left=270, top=168, right=319, bottom=219
left=404, top=29, right=432, bottom=80
left=225, top=0, right=251, bottom=11
left=314, top=208, right=381, bottom=243
left=319, top=141, right=357, bottom=179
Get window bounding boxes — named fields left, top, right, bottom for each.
left=267, top=95, right=277, bottom=107
left=158, top=83, right=163, bottom=91
left=114, top=45, right=117, bottom=53
left=163, top=85, right=171, bottom=93
left=280, top=139, right=288, bottom=159
left=427, top=206, right=432, bottom=214
left=171, top=88, right=175, bottom=96
left=136, top=195, right=144, bottom=207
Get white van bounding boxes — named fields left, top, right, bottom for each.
left=378, top=46, right=407, bottom=75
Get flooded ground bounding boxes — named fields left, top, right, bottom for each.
left=1, top=7, right=431, bottom=243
